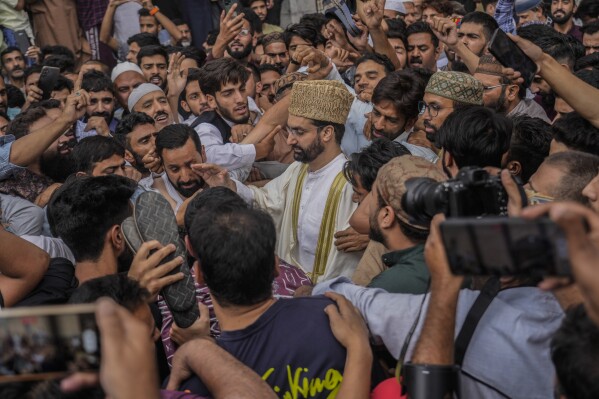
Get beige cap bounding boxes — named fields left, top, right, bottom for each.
left=288, top=80, right=353, bottom=125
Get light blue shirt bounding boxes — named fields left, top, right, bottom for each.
left=0, top=134, right=22, bottom=181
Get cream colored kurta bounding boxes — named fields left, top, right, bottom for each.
left=235, top=155, right=362, bottom=283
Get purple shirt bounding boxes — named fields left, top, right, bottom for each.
left=76, top=0, right=109, bottom=30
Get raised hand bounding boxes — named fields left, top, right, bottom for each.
left=167, top=52, right=187, bottom=96
left=429, top=16, right=459, bottom=48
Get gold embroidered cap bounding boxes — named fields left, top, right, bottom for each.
left=425, top=71, right=484, bottom=105
left=288, top=80, right=354, bottom=125
left=262, top=32, right=285, bottom=48
left=377, top=155, right=447, bottom=230
left=273, top=72, right=307, bottom=102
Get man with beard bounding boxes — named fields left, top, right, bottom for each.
left=129, top=83, right=174, bottom=132
left=114, top=112, right=158, bottom=180
left=420, top=71, right=483, bottom=147
left=209, top=6, right=258, bottom=66
left=367, top=69, right=439, bottom=162
left=1, top=47, right=26, bottom=91
left=153, top=124, right=206, bottom=212
left=71, top=136, right=128, bottom=177
left=193, top=58, right=275, bottom=178
left=137, top=45, right=168, bottom=91
left=406, top=21, right=441, bottom=71
left=551, top=0, right=582, bottom=41
left=111, top=62, right=147, bottom=117
left=195, top=80, right=363, bottom=283
left=242, top=0, right=283, bottom=35
left=474, top=55, right=550, bottom=122
left=363, top=155, right=446, bottom=294
left=0, top=96, right=83, bottom=205
left=454, top=12, right=498, bottom=61
left=262, top=32, right=290, bottom=72
left=78, top=71, right=120, bottom=140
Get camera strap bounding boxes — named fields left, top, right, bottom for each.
left=454, top=277, right=501, bottom=367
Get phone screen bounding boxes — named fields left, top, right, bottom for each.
left=38, top=66, right=61, bottom=101
left=440, top=217, right=571, bottom=277
left=487, top=28, right=537, bottom=89
left=15, top=31, right=30, bottom=55
left=0, top=304, right=100, bottom=383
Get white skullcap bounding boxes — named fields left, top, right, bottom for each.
left=111, top=61, right=144, bottom=82
left=127, top=83, right=164, bottom=111
left=385, top=0, right=407, bottom=13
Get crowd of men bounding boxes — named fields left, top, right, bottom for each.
left=1, top=0, right=599, bottom=397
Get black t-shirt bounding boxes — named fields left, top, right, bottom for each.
left=179, top=296, right=347, bottom=398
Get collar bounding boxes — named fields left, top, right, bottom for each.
left=382, top=243, right=425, bottom=267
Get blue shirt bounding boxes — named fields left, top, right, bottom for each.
left=0, top=135, right=23, bottom=181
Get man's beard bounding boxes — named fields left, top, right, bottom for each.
left=40, top=152, right=74, bottom=182
left=117, top=245, right=135, bottom=274
left=292, top=134, right=325, bottom=163
left=551, top=10, right=573, bottom=24
left=369, top=211, right=387, bottom=248
left=371, top=121, right=406, bottom=141
left=130, top=150, right=150, bottom=175
left=168, top=174, right=205, bottom=198
left=10, top=66, right=24, bottom=80
left=424, top=120, right=438, bottom=144
left=216, top=98, right=250, bottom=124
left=490, top=87, right=508, bottom=114
left=226, top=41, right=253, bottom=60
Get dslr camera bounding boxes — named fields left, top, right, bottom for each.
left=402, top=167, right=509, bottom=225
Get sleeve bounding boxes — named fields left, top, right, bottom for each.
left=194, top=123, right=256, bottom=171
left=494, top=0, right=517, bottom=35
left=0, top=136, right=23, bottom=181
left=313, top=277, right=430, bottom=359
left=0, top=194, right=45, bottom=236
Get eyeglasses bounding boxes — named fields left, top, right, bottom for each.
left=482, top=84, right=507, bottom=91
left=237, top=28, right=251, bottom=37
left=418, top=101, right=453, bottom=118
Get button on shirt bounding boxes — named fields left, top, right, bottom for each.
left=297, top=154, right=346, bottom=272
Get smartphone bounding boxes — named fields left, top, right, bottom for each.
left=0, top=304, right=100, bottom=383
left=223, top=0, right=236, bottom=15
left=440, top=217, right=571, bottom=277
left=487, top=28, right=537, bottom=89
left=38, top=66, right=61, bottom=101
left=15, top=30, right=30, bottom=55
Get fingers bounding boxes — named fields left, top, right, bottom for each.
left=134, top=240, right=163, bottom=262
left=60, top=372, right=100, bottom=393
left=148, top=255, right=184, bottom=280
left=96, top=298, right=125, bottom=361
left=74, top=69, right=84, bottom=92
left=324, top=291, right=353, bottom=316
left=145, top=243, right=177, bottom=266
left=191, top=163, right=225, bottom=174
left=265, top=125, right=281, bottom=141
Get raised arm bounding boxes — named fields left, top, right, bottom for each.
left=429, top=16, right=480, bottom=74
left=211, top=4, right=246, bottom=60
left=358, top=0, right=402, bottom=70
left=0, top=225, right=49, bottom=307
left=100, top=0, right=126, bottom=51
left=142, top=0, right=183, bottom=43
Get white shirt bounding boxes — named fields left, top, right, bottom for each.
left=22, top=235, right=76, bottom=264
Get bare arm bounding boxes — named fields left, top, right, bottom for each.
left=143, top=0, right=183, bottom=43
left=411, top=214, right=464, bottom=365
left=211, top=4, right=245, bottom=60
left=167, top=338, right=278, bottom=399
left=429, top=16, right=480, bottom=74
left=100, top=0, right=124, bottom=51
left=10, top=88, right=88, bottom=167
left=0, top=225, right=50, bottom=307
left=358, top=0, right=402, bottom=70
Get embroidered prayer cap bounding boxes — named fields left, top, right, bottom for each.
left=111, top=61, right=144, bottom=82
left=474, top=55, right=505, bottom=77
left=288, top=80, right=353, bottom=125
left=273, top=72, right=307, bottom=102
left=262, top=32, right=286, bottom=48
left=425, top=71, right=484, bottom=106
left=377, top=155, right=447, bottom=230
left=128, top=83, right=164, bottom=111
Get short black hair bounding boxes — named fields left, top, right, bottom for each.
left=246, top=62, right=260, bottom=83
left=181, top=46, right=207, bottom=68
left=481, top=0, right=498, bottom=10
left=137, top=45, right=168, bottom=66
left=172, top=18, right=187, bottom=26
left=258, top=63, right=282, bottom=76
left=543, top=151, right=599, bottom=204
left=188, top=207, right=276, bottom=307
left=551, top=304, right=599, bottom=399
left=573, top=67, right=599, bottom=89
left=47, top=175, right=136, bottom=262
left=312, top=119, right=345, bottom=145
left=198, top=58, right=250, bottom=97
left=355, top=52, right=395, bottom=74
left=30, top=98, right=62, bottom=111
left=552, top=112, right=599, bottom=155
left=575, top=0, right=599, bottom=20
left=299, top=13, right=328, bottom=31
left=583, top=20, right=599, bottom=36
left=138, top=7, right=155, bottom=18
left=437, top=106, right=512, bottom=168
left=344, top=139, right=410, bottom=192
left=460, top=11, right=499, bottom=42
left=52, top=75, right=74, bottom=93
left=530, top=34, right=576, bottom=69
left=23, top=64, right=43, bottom=83
left=372, top=69, right=428, bottom=122
left=155, top=123, right=202, bottom=158
left=239, top=7, right=262, bottom=35
left=184, top=186, right=247, bottom=232
left=82, top=70, right=114, bottom=95
left=406, top=21, right=439, bottom=48
left=6, top=84, right=25, bottom=108
left=284, top=23, right=327, bottom=48
left=6, top=107, right=47, bottom=139
left=422, top=0, right=454, bottom=16
left=385, top=17, right=407, bottom=36
left=504, top=115, right=552, bottom=183
left=40, top=45, right=75, bottom=62
left=71, top=136, right=125, bottom=175
left=575, top=52, right=599, bottom=71
left=127, top=32, right=160, bottom=47
left=0, top=46, right=23, bottom=60
left=182, top=68, right=202, bottom=99
left=42, top=55, right=76, bottom=73
left=115, top=111, right=156, bottom=150
left=69, top=274, right=151, bottom=312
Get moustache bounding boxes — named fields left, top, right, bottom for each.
left=92, top=112, right=111, bottom=119
left=12, top=66, right=22, bottom=71
left=153, top=111, right=169, bottom=119
left=410, top=57, right=422, bottom=64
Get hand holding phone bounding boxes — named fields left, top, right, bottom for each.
left=488, top=28, right=538, bottom=89
left=38, top=66, right=61, bottom=100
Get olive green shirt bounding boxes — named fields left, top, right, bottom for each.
left=367, top=243, right=429, bottom=294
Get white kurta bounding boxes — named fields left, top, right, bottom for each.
left=235, top=154, right=363, bottom=282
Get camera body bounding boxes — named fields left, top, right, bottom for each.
left=402, top=167, right=509, bottom=226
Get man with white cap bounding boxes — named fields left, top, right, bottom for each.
left=384, top=0, right=407, bottom=18
left=128, top=83, right=174, bottom=132
left=111, top=62, right=147, bottom=116
left=195, top=80, right=363, bottom=283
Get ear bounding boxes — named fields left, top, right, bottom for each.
left=506, top=84, right=519, bottom=101
left=434, top=45, right=442, bottom=59
left=506, top=160, right=522, bottom=177
left=185, top=235, right=198, bottom=258
left=124, top=149, right=136, bottom=164
left=206, top=94, right=217, bottom=109
left=378, top=205, right=396, bottom=229
left=181, top=99, right=191, bottom=113
left=76, top=171, right=87, bottom=177
left=109, top=225, right=125, bottom=252
left=255, top=81, right=263, bottom=95
left=321, top=125, right=335, bottom=144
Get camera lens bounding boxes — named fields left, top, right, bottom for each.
left=402, top=178, right=449, bottom=226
